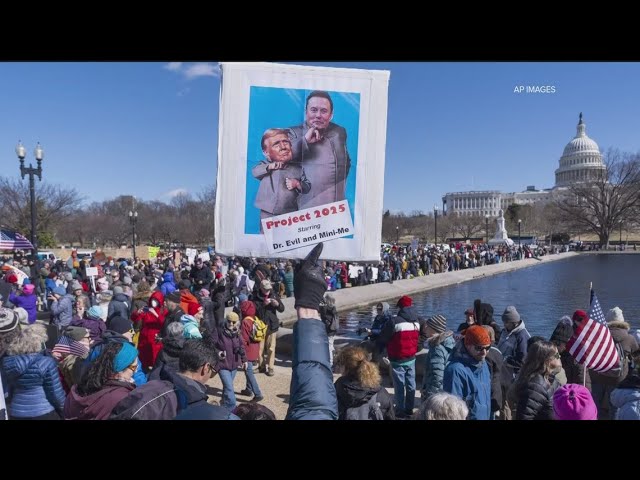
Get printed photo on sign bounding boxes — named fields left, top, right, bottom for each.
left=245, top=87, right=359, bottom=236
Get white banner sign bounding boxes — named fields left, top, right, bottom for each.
left=261, top=200, right=354, bottom=255
left=85, top=267, right=98, bottom=277
left=215, top=62, right=390, bottom=261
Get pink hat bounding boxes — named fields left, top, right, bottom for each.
left=553, top=384, right=598, bottom=420
left=22, top=284, right=35, bottom=295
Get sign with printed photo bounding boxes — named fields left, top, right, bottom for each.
left=215, top=62, right=390, bottom=261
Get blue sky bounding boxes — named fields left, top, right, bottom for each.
left=1, top=62, right=639, bottom=212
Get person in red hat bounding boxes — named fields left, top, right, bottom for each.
left=378, top=295, right=420, bottom=417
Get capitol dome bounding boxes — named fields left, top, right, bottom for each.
left=555, top=113, right=606, bottom=187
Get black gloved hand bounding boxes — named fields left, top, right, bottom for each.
left=293, top=242, right=327, bottom=310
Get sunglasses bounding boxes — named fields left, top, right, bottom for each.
left=474, top=345, right=491, bottom=352
left=553, top=352, right=561, bottom=359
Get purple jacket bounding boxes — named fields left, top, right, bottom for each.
left=9, top=292, right=37, bottom=323
left=207, top=327, right=246, bottom=372
left=70, top=315, right=106, bottom=342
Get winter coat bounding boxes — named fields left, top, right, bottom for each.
left=515, top=373, right=560, bottom=420
left=207, top=327, right=246, bottom=371
left=610, top=372, right=640, bottom=420
left=240, top=317, right=260, bottom=362
left=51, top=294, right=75, bottom=327
left=334, top=376, right=395, bottom=420
left=497, top=320, right=531, bottom=372
left=63, top=380, right=135, bottom=420
left=253, top=290, right=285, bottom=333
left=150, top=336, right=184, bottom=378
left=131, top=291, right=167, bottom=370
left=379, top=306, right=420, bottom=362
left=286, top=318, right=338, bottom=420
left=107, top=293, right=131, bottom=323
left=319, top=304, right=339, bottom=336
left=189, top=266, right=213, bottom=292
left=159, top=273, right=176, bottom=296
left=110, top=378, right=179, bottom=420
left=161, top=306, right=185, bottom=338
left=485, top=346, right=504, bottom=413
left=1, top=352, right=66, bottom=418
left=132, top=290, right=152, bottom=313
left=443, top=343, right=491, bottom=420
left=199, top=297, right=216, bottom=334
left=561, top=350, right=591, bottom=391
left=9, top=291, right=37, bottom=323
left=283, top=270, right=294, bottom=297
left=590, top=322, right=640, bottom=387
left=422, top=332, right=456, bottom=398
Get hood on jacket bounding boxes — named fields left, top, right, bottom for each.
left=427, top=330, right=455, bottom=348
left=156, top=362, right=208, bottom=407
left=335, top=377, right=379, bottom=408
left=379, top=302, right=390, bottom=315
left=162, top=273, right=175, bottom=284
left=149, top=290, right=165, bottom=309
left=397, top=305, right=419, bottom=323
left=66, top=380, right=135, bottom=417
left=609, top=321, right=631, bottom=332
left=161, top=335, right=185, bottom=359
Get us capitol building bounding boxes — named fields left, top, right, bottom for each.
left=442, top=113, right=606, bottom=217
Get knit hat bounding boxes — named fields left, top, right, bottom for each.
left=0, top=308, right=19, bottom=333
left=62, top=325, right=89, bottom=341
left=240, top=300, right=256, bottom=318
left=53, top=286, right=67, bottom=296
left=226, top=312, right=240, bottom=323
left=550, top=316, right=573, bottom=344
left=113, top=286, right=124, bottom=296
left=260, top=280, right=272, bottom=291
left=238, top=293, right=249, bottom=303
left=464, top=308, right=474, bottom=317
left=397, top=295, right=412, bottom=308
left=606, top=306, right=624, bottom=324
left=572, top=310, right=588, bottom=325
left=22, top=284, right=35, bottom=295
left=70, top=280, right=82, bottom=291
left=13, top=308, right=29, bottom=325
left=464, top=325, right=491, bottom=349
left=553, top=384, right=598, bottom=420
left=113, top=342, right=139, bottom=373
left=107, top=315, right=133, bottom=335
left=178, top=280, right=192, bottom=290
left=198, top=289, right=210, bottom=298
left=87, top=305, right=103, bottom=320
left=122, top=276, right=132, bottom=286
left=6, top=273, right=18, bottom=284
left=501, top=305, right=521, bottom=324
left=187, top=302, right=202, bottom=316
left=427, top=314, right=447, bottom=334
left=166, top=291, right=181, bottom=303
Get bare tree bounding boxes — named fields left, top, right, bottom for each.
left=555, top=148, right=640, bottom=248
left=0, top=176, right=84, bottom=241
left=450, top=213, right=484, bottom=240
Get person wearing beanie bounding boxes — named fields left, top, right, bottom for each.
left=207, top=311, right=247, bottom=410
left=457, top=308, right=476, bottom=333
left=178, top=280, right=199, bottom=318
left=161, top=290, right=185, bottom=339
left=443, top=325, right=492, bottom=420
left=63, top=342, right=138, bottom=420
left=238, top=300, right=264, bottom=402
left=421, top=314, right=456, bottom=400
left=497, top=305, right=531, bottom=385
left=553, top=384, right=598, bottom=420
left=378, top=294, right=421, bottom=417
left=107, top=285, right=131, bottom=325
left=189, top=256, right=213, bottom=293
left=588, top=306, right=639, bottom=419
left=180, top=314, right=203, bottom=339
left=550, top=315, right=591, bottom=390
left=0, top=307, right=19, bottom=335
left=49, top=284, right=74, bottom=330
left=71, top=304, right=106, bottom=343
left=514, top=340, right=562, bottom=420
left=253, top=276, right=284, bottom=376
left=9, top=283, right=37, bottom=324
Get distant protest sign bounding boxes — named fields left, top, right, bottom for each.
left=148, top=246, right=160, bottom=260
left=215, top=62, right=390, bottom=261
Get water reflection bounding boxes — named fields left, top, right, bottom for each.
left=340, top=255, right=640, bottom=339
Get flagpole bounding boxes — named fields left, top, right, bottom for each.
left=584, top=281, right=592, bottom=387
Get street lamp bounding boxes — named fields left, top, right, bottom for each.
left=485, top=214, right=489, bottom=244
left=434, top=205, right=438, bottom=245
left=16, top=141, right=43, bottom=255
left=518, top=219, right=522, bottom=249
left=128, top=210, right=138, bottom=261
left=396, top=225, right=399, bottom=244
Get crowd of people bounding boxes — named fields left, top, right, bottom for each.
left=1, top=240, right=638, bottom=420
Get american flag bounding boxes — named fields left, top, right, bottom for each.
left=567, top=289, right=619, bottom=372
left=0, top=229, right=34, bottom=250
left=52, top=335, right=90, bottom=360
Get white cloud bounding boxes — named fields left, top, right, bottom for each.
left=162, top=188, right=189, bottom=199
left=184, top=62, right=219, bottom=79
left=164, top=62, right=183, bottom=71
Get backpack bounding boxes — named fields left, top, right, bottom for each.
left=345, top=392, right=385, bottom=420
left=249, top=315, right=268, bottom=343
left=598, top=342, right=629, bottom=379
